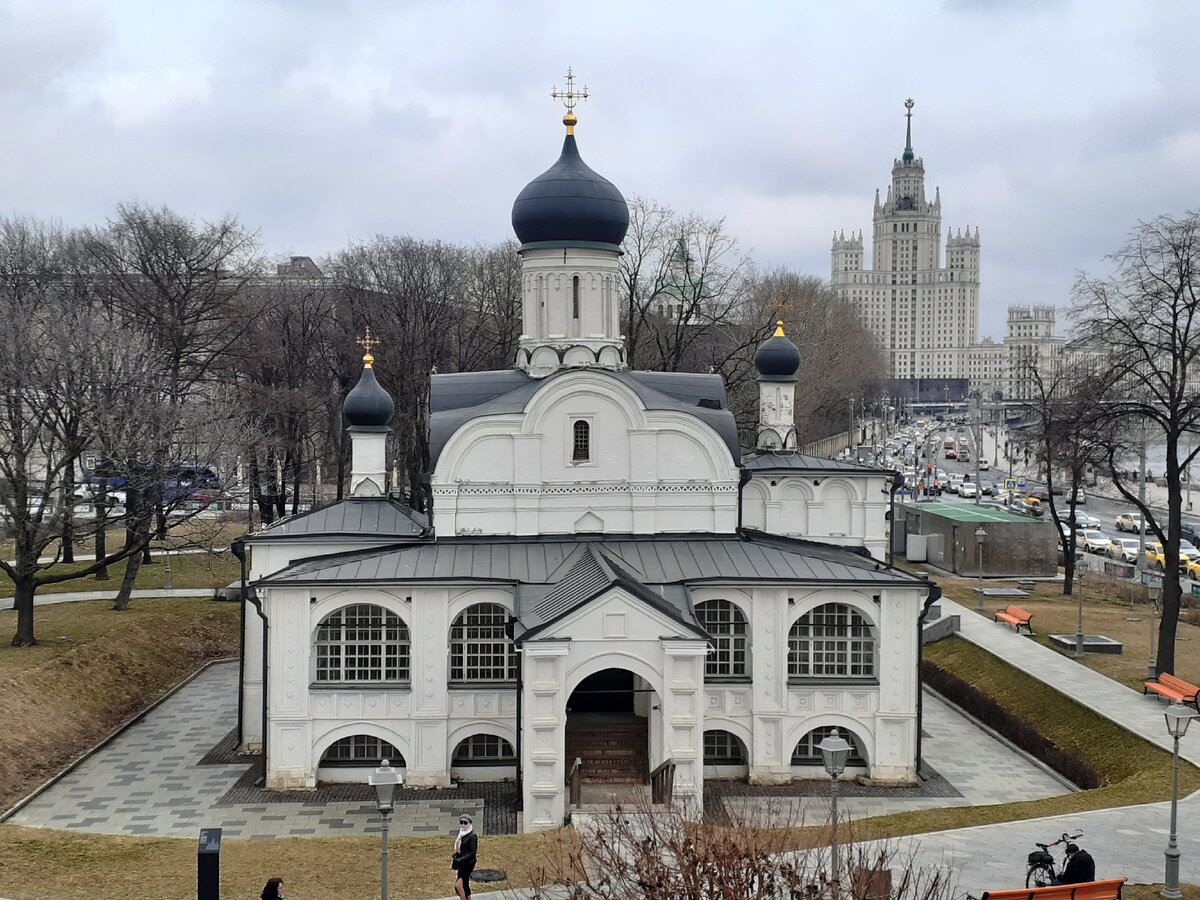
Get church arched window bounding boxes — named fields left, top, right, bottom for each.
left=316, top=604, right=410, bottom=683
left=787, top=603, right=875, bottom=679
left=572, top=275, right=580, bottom=319
left=449, top=603, right=518, bottom=682
left=320, top=735, right=404, bottom=767
left=696, top=599, right=748, bottom=678
left=572, top=419, right=590, bottom=462
left=791, top=726, right=867, bottom=767
left=452, top=734, right=516, bottom=764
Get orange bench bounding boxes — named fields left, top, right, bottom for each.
left=1144, top=672, right=1200, bottom=710
left=981, top=877, right=1126, bottom=900
left=994, top=604, right=1034, bottom=634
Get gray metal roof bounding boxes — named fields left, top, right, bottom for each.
left=243, top=498, right=429, bottom=543
left=255, top=532, right=922, bottom=590
left=428, top=368, right=741, bottom=468
left=742, top=451, right=891, bottom=476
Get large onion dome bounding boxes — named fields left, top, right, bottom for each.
left=344, top=361, right=394, bottom=429
left=511, top=126, right=629, bottom=250
left=755, top=322, right=801, bottom=382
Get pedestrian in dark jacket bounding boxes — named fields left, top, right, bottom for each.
left=1056, top=844, right=1095, bottom=885
left=453, top=813, right=478, bottom=899
left=260, top=877, right=284, bottom=899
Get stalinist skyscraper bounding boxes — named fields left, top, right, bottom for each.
left=831, top=100, right=980, bottom=386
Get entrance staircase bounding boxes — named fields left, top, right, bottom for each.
left=566, top=714, right=648, bottom=784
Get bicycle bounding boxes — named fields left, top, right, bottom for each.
left=1026, top=831, right=1084, bottom=887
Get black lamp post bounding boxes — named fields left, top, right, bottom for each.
left=975, top=526, right=987, bottom=612
left=1162, top=702, right=1198, bottom=899
left=1074, top=564, right=1085, bottom=659
left=369, top=759, right=403, bottom=900
left=818, top=728, right=852, bottom=883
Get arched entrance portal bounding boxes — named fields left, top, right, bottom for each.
left=566, top=668, right=655, bottom=786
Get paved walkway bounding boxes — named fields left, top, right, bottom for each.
left=0, top=587, right=215, bottom=610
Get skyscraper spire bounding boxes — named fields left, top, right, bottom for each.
left=903, top=98, right=915, bottom=162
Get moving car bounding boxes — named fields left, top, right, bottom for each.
left=1077, top=530, right=1109, bottom=553
left=978, top=459, right=990, bottom=471
left=1106, top=537, right=1141, bottom=563
left=959, top=482, right=978, bottom=498
left=1116, top=513, right=1145, bottom=533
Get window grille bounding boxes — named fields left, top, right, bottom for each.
left=452, top=734, right=516, bottom=763
left=791, top=726, right=866, bottom=767
left=449, top=603, right=518, bottom=682
left=316, top=604, right=410, bottom=683
left=703, top=729, right=748, bottom=765
left=320, top=734, right=403, bottom=766
left=787, top=603, right=875, bottom=678
left=696, top=599, right=748, bottom=677
left=572, top=419, right=590, bottom=462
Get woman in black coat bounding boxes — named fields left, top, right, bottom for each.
left=453, top=813, right=478, bottom=899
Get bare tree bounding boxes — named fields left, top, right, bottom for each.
left=619, top=198, right=755, bottom=373
left=745, top=270, right=887, bottom=446
left=1071, top=210, right=1200, bottom=674
left=526, top=798, right=958, bottom=900
left=1015, top=357, right=1114, bottom=594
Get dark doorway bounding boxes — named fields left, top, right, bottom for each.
left=568, top=668, right=634, bottom=713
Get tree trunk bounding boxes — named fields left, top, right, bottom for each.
left=10, top=578, right=37, bottom=647
left=93, top=485, right=109, bottom=580
left=61, top=463, right=75, bottom=564
left=112, top=546, right=143, bottom=611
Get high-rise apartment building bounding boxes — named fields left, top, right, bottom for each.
left=831, top=100, right=980, bottom=385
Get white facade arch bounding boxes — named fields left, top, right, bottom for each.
left=783, top=715, right=874, bottom=771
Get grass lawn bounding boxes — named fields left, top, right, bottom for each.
left=0, top=575, right=1197, bottom=899
left=0, top=520, right=247, bottom=598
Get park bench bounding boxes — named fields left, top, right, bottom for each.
left=1144, top=672, right=1200, bottom=710
left=980, top=877, right=1126, bottom=900
left=994, top=604, right=1034, bottom=635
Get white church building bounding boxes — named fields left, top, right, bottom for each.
left=236, top=95, right=936, bottom=832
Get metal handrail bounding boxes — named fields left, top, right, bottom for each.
left=568, top=756, right=583, bottom=808
left=649, top=758, right=675, bottom=806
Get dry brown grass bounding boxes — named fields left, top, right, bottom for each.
left=0, top=825, right=576, bottom=900
left=0, top=598, right=241, bottom=813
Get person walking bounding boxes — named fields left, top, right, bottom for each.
left=452, top=813, right=478, bottom=899
left=260, top=877, right=284, bottom=899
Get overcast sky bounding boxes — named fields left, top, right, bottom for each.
left=1, top=0, right=1196, bottom=338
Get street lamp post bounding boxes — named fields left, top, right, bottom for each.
left=1162, top=702, right=1198, bottom=899
left=818, top=729, right=852, bottom=887
left=1148, top=586, right=1160, bottom=680
left=1074, top=564, right=1085, bottom=659
left=975, top=526, right=987, bottom=612
left=369, top=759, right=404, bottom=900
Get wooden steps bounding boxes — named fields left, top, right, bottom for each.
left=566, top=715, right=648, bottom=784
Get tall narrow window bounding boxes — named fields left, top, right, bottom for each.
left=572, top=275, right=580, bottom=319
left=572, top=419, right=590, bottom=461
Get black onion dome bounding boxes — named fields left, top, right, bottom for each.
left=511, top=133, right=629, bottom=249
left=343, top=365, right=394, bottom=428
left=755, top=325, right=801, bottom=382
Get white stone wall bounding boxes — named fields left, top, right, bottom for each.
left=432, top=370, right=740, bottom=537
left=741, top=472, right=890, bottom=559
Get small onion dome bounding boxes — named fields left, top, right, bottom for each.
left=343, top=364, right=394, bottom=429
left=755, top=321, right=800, bottom=382
left=511, top=131, right=629, bottom=250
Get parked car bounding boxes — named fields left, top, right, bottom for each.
left=1181, top=521, right=1200, bottom=549
left=1078, top=530, right=1109, bottom=553
left=1116, top=513, right=1146, bottom=533
left=1106, top=537, right=1141, bottom=563
left=1186, top=556, right=1200, bottom=581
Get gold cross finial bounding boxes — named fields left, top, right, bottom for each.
left=767, top=289, right=793, bottom=335
left=356, top=327, right=380, bottom=369
left=551, top=67, right=588, bottom=134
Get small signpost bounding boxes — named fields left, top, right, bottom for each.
left=1142, top=572, right=1164, bottom=588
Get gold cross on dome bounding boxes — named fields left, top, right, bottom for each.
left=551, top=67, right=588, bottom=113
left=552, top=68, right=588, bottom=133
left=356, top=327, right=381, bottom=368
left=767, top=289, right=794, bottom=337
